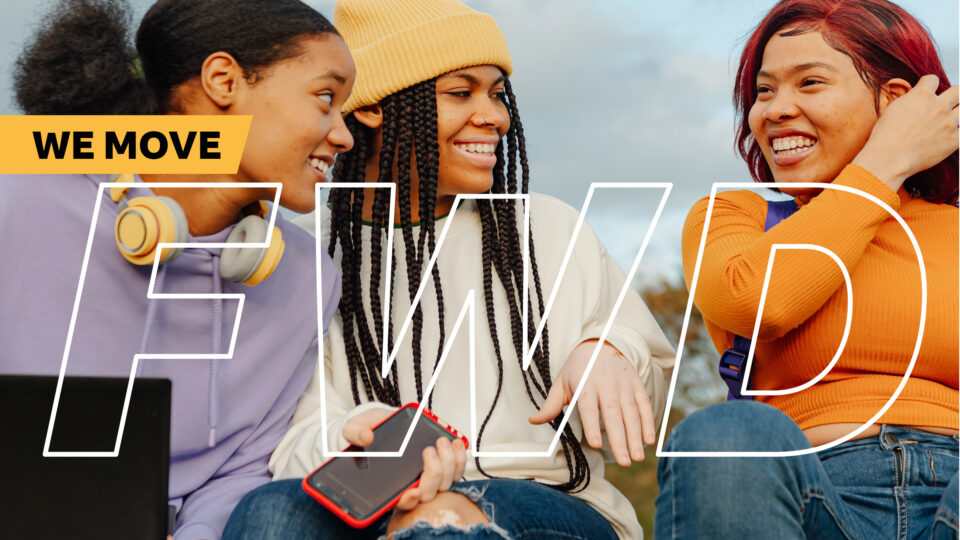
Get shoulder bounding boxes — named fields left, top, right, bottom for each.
left=904, top=197, right=959, bottom=217
left=526, top=192, right=586, bottom=236
left=276, top=210, right=317, bottom=250
left=685, top=189, right=768, bottom=230
left=1, top=174, right=107, bottom=228
left=1, top=173, right=101, bottom=200
left=274, top=210, right=339, bottom=278
left=290, top=207, right=322, bottom=239
left=528, top=192, right=580, bottom=220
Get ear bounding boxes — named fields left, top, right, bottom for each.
left=352, top=105, right=384, bottom=128
left=878, top=77, right=912, bottom=113
left=199, top=51, right=246, bottom=109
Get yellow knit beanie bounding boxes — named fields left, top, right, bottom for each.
left=334, top=0, right=513, bottom=114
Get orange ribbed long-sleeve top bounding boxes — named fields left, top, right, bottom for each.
left=682, top=165, right=958, bottom=430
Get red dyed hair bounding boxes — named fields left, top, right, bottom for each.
left=734, top=0, right=958, bottom=205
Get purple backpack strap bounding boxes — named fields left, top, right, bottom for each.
left=720, top=199, right=799, bottom=400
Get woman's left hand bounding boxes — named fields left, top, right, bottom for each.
left=529, top=339, right=655, bottom=466
left=395, top=437, right=467, bottom=510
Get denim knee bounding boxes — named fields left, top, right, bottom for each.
left=223, top=479, right=365, bottom=540
left=664, top=400, right=808, bottom=453
left=656, top=402, right=819, bottom=539
left=932, top=473, right=959, bottom=539
left=230, top=479, right=304, bottom=520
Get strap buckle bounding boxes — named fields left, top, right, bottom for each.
left=718, top=347, right=753, bottom=401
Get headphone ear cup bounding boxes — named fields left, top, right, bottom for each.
left=220, top=215, right=285, bottom=286
left=115, top=195, right=188, bottom=265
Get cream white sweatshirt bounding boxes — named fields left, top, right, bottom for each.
left=270, top=193, right=675, bottom=539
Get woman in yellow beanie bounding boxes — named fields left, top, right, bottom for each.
left=224, top=1, right=674, bottom=538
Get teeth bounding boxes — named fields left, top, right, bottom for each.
left=309, top=158, right=329, bottom=175
left=457, top=143, right=496, bottom=154
left=771, top=136, right=816, bottom=152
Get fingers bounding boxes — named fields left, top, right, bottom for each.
left=434, top=438, right=456, bottom=492
left=952, top=108, right=960, bottom=149
left=414, top=445, right=442, bottom=505
left=394, top=437, right=467, bottom=513
left=342, top=425, right=374, bottom=447
left=619, top=389, right=645, bottom=463
left=396, top=487, right=421, bottom=511
left=528, top=380, right=568, bottom=425
left=597, top=390, right=628, bottom=465
left=579, top=389, right=603, bottom=449
left=341, top=408, right=394, bottom=447
left=452, top=438, right=467, bottom=479
left=938, top=85, right=959, bottom=109
left=636, top=387, right=657, bottom=447
left=915, top=74, right=940, bottom=93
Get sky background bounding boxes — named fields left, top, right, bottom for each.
left=1, top=0, right=956, bottom=288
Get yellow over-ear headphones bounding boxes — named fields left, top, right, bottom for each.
left=110, top=174, right=285, bottom=286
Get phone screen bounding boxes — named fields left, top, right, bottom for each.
left=305, top=407, right=458, bottom=521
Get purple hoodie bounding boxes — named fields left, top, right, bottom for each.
left=0, top=174, right=341, bottom=540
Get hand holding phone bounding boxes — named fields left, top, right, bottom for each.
left=342, top=406, right=468, bottom=509
left=395, top=434, right=466, bottom=511
left=302, top=404, right=468, bottom=528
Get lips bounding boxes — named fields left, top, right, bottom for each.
left=452, top=140, right=498, bottom=168
left=308, top=156, right=332, bottom=180
left=768, top=133, right=817, bottom=167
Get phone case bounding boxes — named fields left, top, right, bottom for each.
left=301, top=403, right=469, bottom=528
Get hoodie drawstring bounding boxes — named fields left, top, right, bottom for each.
left=209, top=255, right=222, bottom=448
left=136, top=265, right=167, bottom=376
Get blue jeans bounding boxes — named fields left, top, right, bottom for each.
left=223, top=477, right=617, bottom=539
left=655, top=401, right=959, bottom=539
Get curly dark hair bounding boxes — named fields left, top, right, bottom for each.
left=14, top=0, right=338, bottom=114
left=330, top=77, right=591, bottom=493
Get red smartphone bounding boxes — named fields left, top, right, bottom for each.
left=301, top=403, right=468, bottom=528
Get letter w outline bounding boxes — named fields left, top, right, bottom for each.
left=314, top=182, right=672, bottom=458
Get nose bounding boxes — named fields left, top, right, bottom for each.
left=761, top=89, right=801, bottom=123
left=470, top=96, right=508, bottom=130
left=327, top=111, right=354, bottom=152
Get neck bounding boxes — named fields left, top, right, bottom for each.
left=139, top=173, right=274, bottom=236
left=359, top=159, right=452, bottom=224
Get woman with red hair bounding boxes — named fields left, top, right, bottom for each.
left=656, top=0, right=958, bottom=538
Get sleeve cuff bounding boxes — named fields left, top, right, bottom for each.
left=838, top=164, right=902, bottom=212
left=577, top=324, right=652, bottom=373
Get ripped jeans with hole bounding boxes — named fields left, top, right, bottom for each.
left=223, top=477, right=618, bottom=540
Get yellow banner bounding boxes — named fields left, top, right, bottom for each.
left=0, top=116, right=251, bottom=174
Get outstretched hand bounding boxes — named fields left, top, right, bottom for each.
left=529, top=339, right=655, bottom=466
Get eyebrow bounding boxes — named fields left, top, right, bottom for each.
left=757, top=62, right=840, bottom=79
left=439, top=72, right=507, bottom=87
left=314, top=70, right=347, bottom=84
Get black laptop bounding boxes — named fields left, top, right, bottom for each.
left=0, top=375, right=171, bottom=540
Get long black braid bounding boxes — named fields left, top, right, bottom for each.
left=330, top=77, right=589, bottom=493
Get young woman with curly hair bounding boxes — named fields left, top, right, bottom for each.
left=1, top=1, right=354, bottom=538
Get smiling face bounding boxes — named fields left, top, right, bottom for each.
left=747, top=29, right=884, bottom=195
left=434, top=65, right=511, bottom=210
left=234, top=34, right=356, bottom=212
